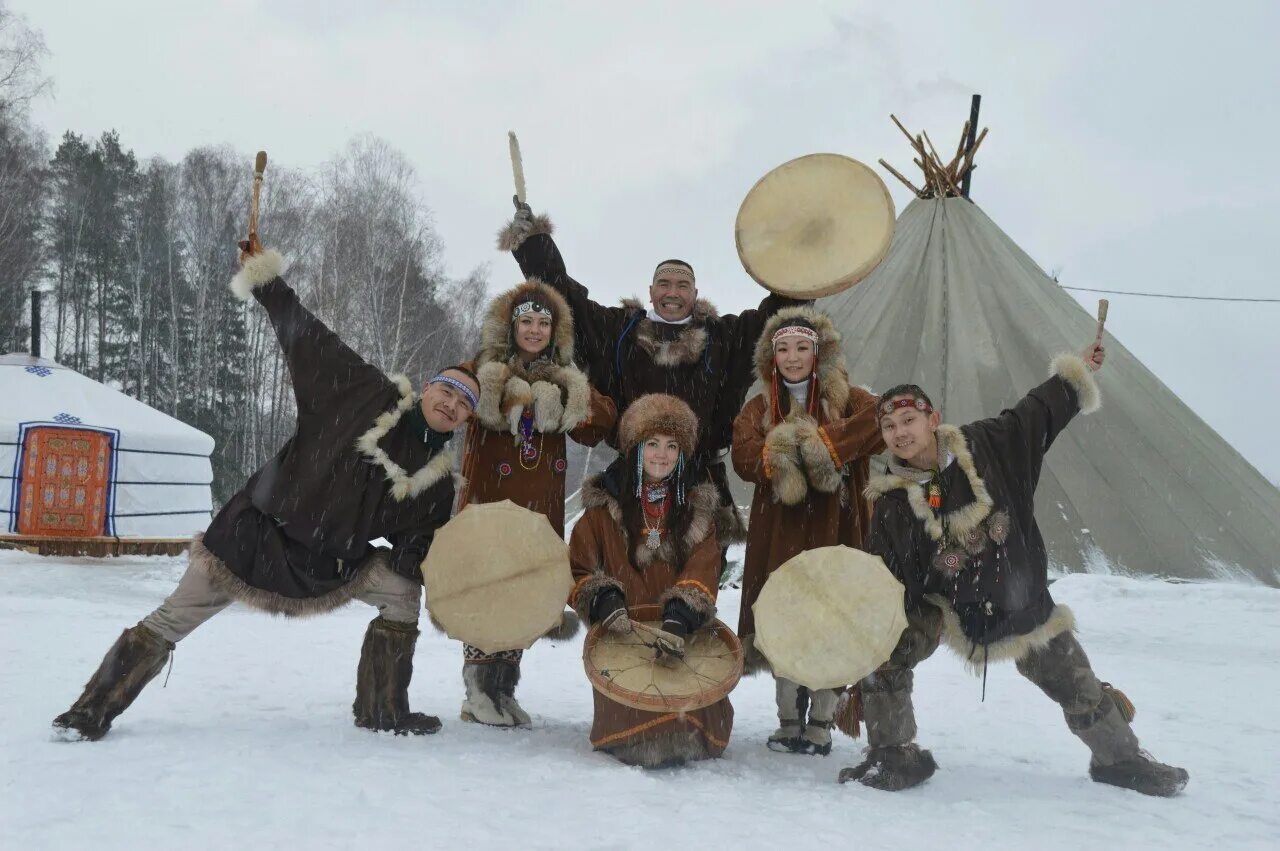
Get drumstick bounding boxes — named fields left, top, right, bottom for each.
left=508, top=131, right=526, bottom=204
left=248, top=150, right=267, bottom=241
left=1095, top=298, right=1109, bottom=342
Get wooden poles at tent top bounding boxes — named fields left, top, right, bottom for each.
left=878, top=106, right=989, bottom=201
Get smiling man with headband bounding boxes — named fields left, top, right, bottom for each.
left=53, top=236, right=480, bottom=743
left=499, top=199, right=808, bottom=565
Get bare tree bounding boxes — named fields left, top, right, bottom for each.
left=0, top=2, right=51, bottom=117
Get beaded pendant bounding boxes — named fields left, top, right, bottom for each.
left=928, top=481, right=943, bottom=509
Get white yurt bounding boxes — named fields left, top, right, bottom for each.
left=2, top=352, right=214, bottom=546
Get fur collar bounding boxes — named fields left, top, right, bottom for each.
left=754, top=306, right=851, bottom=425
left=863, top=425, right=994, bottom=544
left=620, top=297, right=718, bottom=367
left=354, top=374, right=455, bottom=501
left=581, top=474, right=719, bottom=569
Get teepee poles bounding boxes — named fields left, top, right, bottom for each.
left=879, top=98, right=989, bottom=200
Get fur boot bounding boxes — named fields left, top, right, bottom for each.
left=352, top=617, right=441, bottom=736
left=1075, top=694, right=1189, bottom=796
left=798, top=688, right=839, bottom=756
left=461, top=661, right=529, bottom=728
left=838, top=743, right=938, bottom=790
left=52, top=625, right=173, bottom=741
left=766, top=677, right=809, bottom=753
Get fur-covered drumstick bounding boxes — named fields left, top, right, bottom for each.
left=1095, top=298, right=1109, bottom=342
left=509, top=131, right=526, bottom=205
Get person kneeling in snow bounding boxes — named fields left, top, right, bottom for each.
left=568, top=394, right=733, bottom=767
left=52, top=237, right=478, bottom=742
left=839, top=342, right=1189, bottom=797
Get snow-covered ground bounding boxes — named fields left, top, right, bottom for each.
left=2, top=550, right=1277, bottom=850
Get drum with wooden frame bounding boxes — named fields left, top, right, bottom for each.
left=584, top=604, right=743, bottom=713
left=735, top=153, right=896, bottom=299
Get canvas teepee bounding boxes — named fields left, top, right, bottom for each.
left=818, top=117, right=1280, bottom=586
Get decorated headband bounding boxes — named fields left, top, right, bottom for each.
left=653, top=263, right=695, bottom=284
left=880, top=396, right=933, bottom=416
left=512, top=300, right=553, bottom=322
left=771, top=325, right=819, bottom=347
left=428, top=373, right=479, bottom=410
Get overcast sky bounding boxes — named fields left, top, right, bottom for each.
left=14, top=0, right=1280, bottom=481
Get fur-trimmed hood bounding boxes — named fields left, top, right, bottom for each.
left=472, top=281, right=591, bottom=435
left=619, top=297, right=718, bottom=367
left=478, top=280, right=576, bottom=368
left=581, top=472, right=719, bottom=570
left=754, top=306, right=851, bottom=424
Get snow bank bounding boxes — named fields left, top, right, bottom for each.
left=1, top=551, right=1277, bottom=849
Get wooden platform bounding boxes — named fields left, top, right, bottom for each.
left=0, top=534, right=192, bottom=557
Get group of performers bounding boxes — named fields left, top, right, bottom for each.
left=50, top=201, right=1188, bottom=797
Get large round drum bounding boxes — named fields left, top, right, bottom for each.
left=584, top=604, right=743, bottom=713
left=752, top=546, right=907, bottom=690
left=422, top=500, right=572, bottom=655
left=735, top=153, right=895, bottom=298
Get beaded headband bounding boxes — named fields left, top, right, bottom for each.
left=511, top=300, right=553, bottom=322
left=428, top=373, right=479, bottom=410
left=880, top=396, right=933, bottom=416
left=653, top=263, right=695, bottom=284
left=771, top=325, right=819, bottom=347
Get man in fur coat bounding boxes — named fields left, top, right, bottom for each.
left=52, top=240, right=479, bottom=741
left=839, top=342, right=1189, bottom=797
left=500, top=199, right=808, bottom=550
left=732, top=307, right=883, bottom=755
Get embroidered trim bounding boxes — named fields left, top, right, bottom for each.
left=591, top=712, right=727, bottom=750
left=354, top=374, right=455, bottom=501
left=761, top=442, right=774, bottom=479
left=817, top=426, right=840, bottom=467
left=675, top=578, right=715, bottom=600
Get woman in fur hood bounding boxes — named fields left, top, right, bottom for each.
left=455, top=280, right=616, bottom=728
left=568, top=394, right=733, bottom=768
left=731, top=306, right=884, bottom=756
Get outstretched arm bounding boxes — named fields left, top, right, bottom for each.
left=967, top=347, right=1103, bottom=485
left=230, top=248, right=390, bottom=421
left=500, top=203, right=627, bottom=370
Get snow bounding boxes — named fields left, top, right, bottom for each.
left=2, top=549, right=1278, bottom=850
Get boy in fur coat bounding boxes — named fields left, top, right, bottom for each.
left=52, top=239, right=477, bottom=741
left=840, top=341, right=1189, bottom=797
left=455, top=280, right=615, bottom=727
left=731, top=307, right=883, bottom=755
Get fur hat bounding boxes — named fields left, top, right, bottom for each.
left=477, top=279, right=575, bottom=367
left=618, top=394, right=698, bottom=456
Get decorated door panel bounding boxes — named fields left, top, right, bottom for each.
left=16, top=426, right=112, bottom=537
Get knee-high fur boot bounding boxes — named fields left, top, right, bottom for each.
left=53, top=625, right=173, bottom=741
left=352, top=617, right=441, bottom=736
left=1017, top=632, right=1188, bottom=797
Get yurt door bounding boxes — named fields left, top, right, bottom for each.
left=16, top=427, right=112, bottom=537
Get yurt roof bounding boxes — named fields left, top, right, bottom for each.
left=1, top=353, right=214, bottom=456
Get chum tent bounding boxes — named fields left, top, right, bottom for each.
left=2, top=353, right=214, bottom=543
left=811, top=118, right=1280, bottom=586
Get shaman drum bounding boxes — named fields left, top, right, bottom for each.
left=735, top=153, right=895, bottom=298
left=422, top=500, right=573, bottom=655
left=752, top=545, right=907, bottom=690
left=584, top=604, right=743, bottom=713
